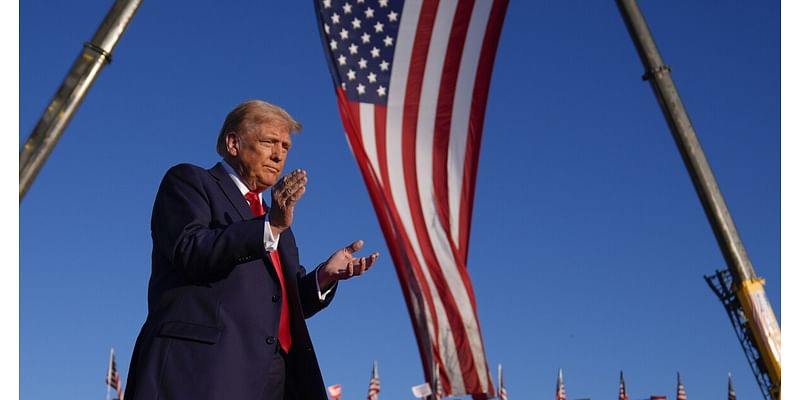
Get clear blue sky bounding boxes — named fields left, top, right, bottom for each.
left=20, top=1, right=781, bottom=399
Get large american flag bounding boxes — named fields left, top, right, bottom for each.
left=313, top=0, right=508, bottom=397
left=367, top=360, right=381, bottom=400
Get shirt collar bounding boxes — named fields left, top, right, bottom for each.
left=221, top=160, right=261, bottom=201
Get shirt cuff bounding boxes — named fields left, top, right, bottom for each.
left=315, top=268, right=336, bottom=302
left=263, top=220, right=280, bottom=251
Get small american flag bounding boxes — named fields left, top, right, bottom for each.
left=313, top=0, right=508, bottom=397
left=368, top=361, right=380, bottom=400
left=727, top=373, right=736, bottom=400
left=329, top=383, right=343, bottom=400
left=497, top=364, right=508, bottom=400
left=106, top=348, right=124, bottom=400
left=556, top=369, right=566, bottom=400
left=676, top=373, right=687, bottom=400
left=618, top=371, right=628, bottom=400
left=106, top=349, right=120, bottom=391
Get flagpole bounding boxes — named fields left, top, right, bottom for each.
left=19, top=0, right=142, bottom=201
left=106, top=348, right=114, bottom=400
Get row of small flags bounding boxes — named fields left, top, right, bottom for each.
left=102, top=351, right=736, bottom=400
left=327, top=363, right=738, bottom=400
left=560, top=368, right=737, bottom=400
left=329, top=361, right=508, bottom=400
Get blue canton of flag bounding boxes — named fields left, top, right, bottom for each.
left=317, top=0, right=403, bottom=104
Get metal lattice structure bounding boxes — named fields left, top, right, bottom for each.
left=705, top=269, right=774, bottom=400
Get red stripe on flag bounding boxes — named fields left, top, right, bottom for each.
left=336, top=89, right=442, bottom=381
left=458, top=0, right=509, bottom=261
left=432, top=0, right=476, bottom=246
left=400, top=1, right=484, bottom=394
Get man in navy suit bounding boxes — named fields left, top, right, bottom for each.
left=125, top=100, right=379, bottom=400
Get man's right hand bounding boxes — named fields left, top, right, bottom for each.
left=269, top=169, right=307, bottom=235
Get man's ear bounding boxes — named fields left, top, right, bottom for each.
left=225, top=133, right=239, bottom=157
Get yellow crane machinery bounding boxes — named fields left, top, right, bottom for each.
left=615, top=1, right=780, bottom=398
left=706, top=270, right=781, bottom=399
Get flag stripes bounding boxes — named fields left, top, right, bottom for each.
left=316, top=0, right=508, bottom=397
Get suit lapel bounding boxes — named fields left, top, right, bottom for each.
left=208, top=162, right=251, bottom=221
left=210, top=164, right=300, bottom=304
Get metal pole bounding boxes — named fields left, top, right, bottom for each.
left=615, top=0, right=756, bottom=284
left=19, top=0, right=143, bottom=201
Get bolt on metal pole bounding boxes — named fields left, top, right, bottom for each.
left=19, top=0, right=143, bottom=201
left=615, top=0, right=756, bottom=284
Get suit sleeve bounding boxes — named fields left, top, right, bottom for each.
left=152, top=164, right=266, bottom=282
left=297, top=267, right=336, bottom=318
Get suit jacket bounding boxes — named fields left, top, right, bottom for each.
left=125, top=162, right=334, bottom=400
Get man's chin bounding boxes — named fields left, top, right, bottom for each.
left=260, top=175, right=280, bottom=189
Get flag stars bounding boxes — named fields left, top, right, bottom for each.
left=321, top=1, right=399, bottom=101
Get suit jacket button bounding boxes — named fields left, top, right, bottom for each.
left=266, top=336, right=276, bottom=345
left=272, top=295, right=280, bottom=303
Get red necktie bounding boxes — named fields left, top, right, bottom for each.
left=245, top=191, right=292, bottom=353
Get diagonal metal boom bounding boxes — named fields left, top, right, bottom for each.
left=19, top=0, right=142, bottom=201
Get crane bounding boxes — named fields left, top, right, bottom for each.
left=615, top=1, right=780, bottom=398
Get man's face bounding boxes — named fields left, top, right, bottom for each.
left=227, top=121, right=292, bottom=192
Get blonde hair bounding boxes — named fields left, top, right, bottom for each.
left=215, top=100, right=302, bottom=157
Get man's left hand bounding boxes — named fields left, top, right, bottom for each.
left=317, top=240, right=379, bottom=291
